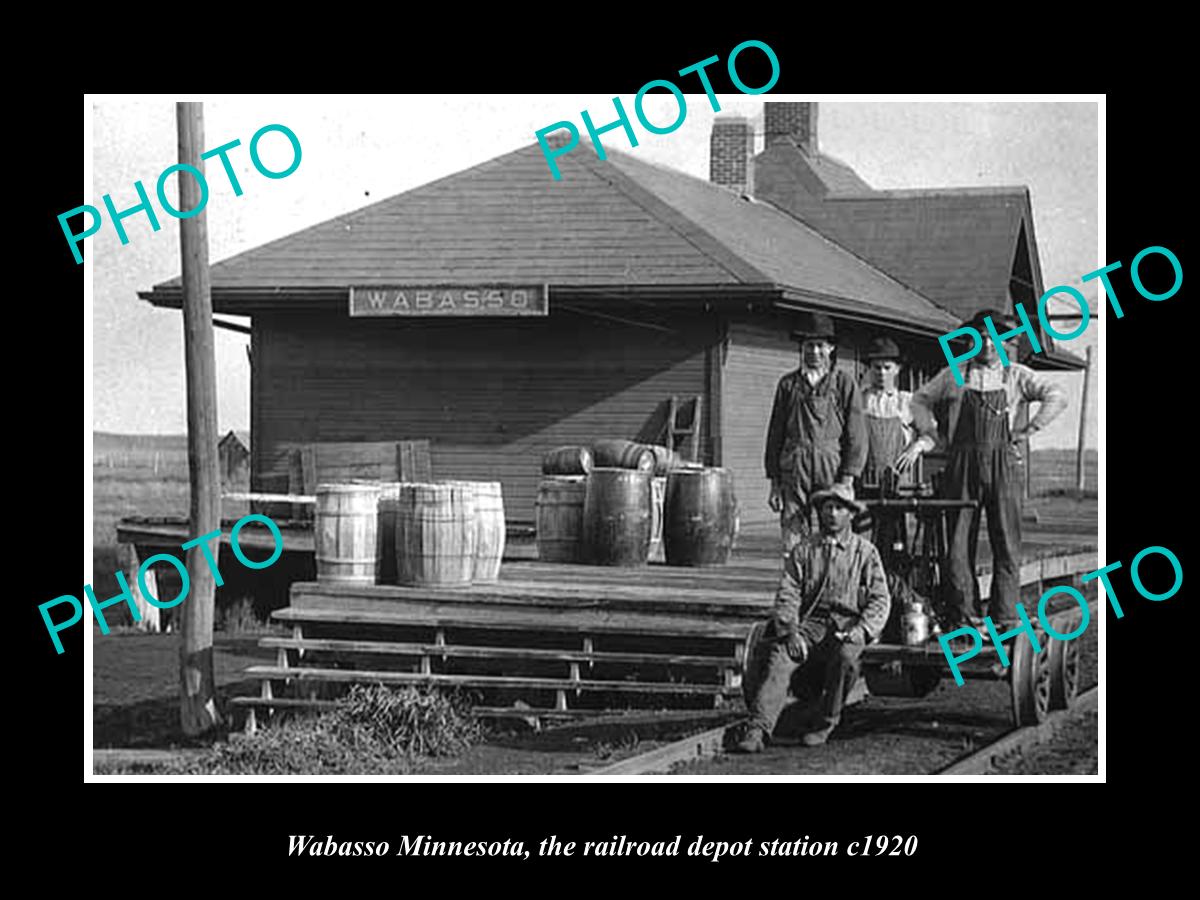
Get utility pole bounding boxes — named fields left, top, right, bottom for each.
left=177, top=101, right=222, bottom=736
left=1075, top=345, right=1093, bottom=496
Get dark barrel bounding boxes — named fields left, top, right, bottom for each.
left=541, top=446, right=593, bottom=476
left=591, top=439, right=655, bottom=473
left=536, top=476, right=587, bottom=562
left=583, top=467, right=652, bottom=566
left=648, top=475, right=667, bottom=563
left=644, top=444, right=681, bottom=476
left=663, top=467, right=738, bottom=566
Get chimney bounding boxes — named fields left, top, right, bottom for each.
left=709, top=115, right=756, bottom=195
left=764, top=102, right=818, bottom=153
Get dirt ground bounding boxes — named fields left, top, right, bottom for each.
left=671, top=618, right=1098, bottom=776
left=93, top=631, right=274, bottom=748
left=93, top=618, right=1097, bottom=775
left=987, top=704, right=1099, bottom=775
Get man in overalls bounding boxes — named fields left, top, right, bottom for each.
left=861, top=336, right=914, bottom=489
left=896, top=309, right=1067, bottom=626
left=765, top=313, right=867, bottom=553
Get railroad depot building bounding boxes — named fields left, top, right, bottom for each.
left=140, top=102, right=1084, bottom=527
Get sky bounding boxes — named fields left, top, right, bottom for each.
left=88, top=95, right=1099, bottom=449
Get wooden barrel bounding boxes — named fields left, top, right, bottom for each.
left=541, top=446, right=593, bottom=476
left=663, top=467, right=738, bottom=567
left=461, top=481, right=506, bottom=583
left=315, top=483, right=381, bottom=585
left=648, top=475, right=667, bottom=563
left=644, top=444, right=681, bottom=476
left=395, top=483, right=476, bottom=586
left=536, top=476, right=586, bottom=563
left=591, top=439, right=655, bottom=473
left=376, top=482, right=404, bottom=585
left=584, top=467, right=651, bottom=566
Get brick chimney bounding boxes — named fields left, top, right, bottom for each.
left=764, top=102, right=818, bottom=153
left=709, top=115, right=756, bottom=195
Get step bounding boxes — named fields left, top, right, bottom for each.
left=246, top=665, right=736, bottom=695
left=228, top=696, right=622, bottom=720
left=260, top=636, right=739, bottom=668
left=272, top=605, right=754, bottom=640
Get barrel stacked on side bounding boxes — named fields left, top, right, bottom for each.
left=534, top=441, right=737, bottom=568
left=316, top=481, right=505, bottom=588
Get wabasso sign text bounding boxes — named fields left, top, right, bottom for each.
left=349, top=285, right=548, bottom=317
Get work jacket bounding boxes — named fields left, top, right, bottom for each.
left=771, top=529, right=891, bottom=643
left=764, top=367, right=867, bottom=491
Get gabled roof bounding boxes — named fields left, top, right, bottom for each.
left=818, top=189, right=1086, bottom=369
left=751, top=139, right=1087, bottom=369
left=821, top=188, right=1042, bottom=319
left=140, top=143, right=959, bottom=334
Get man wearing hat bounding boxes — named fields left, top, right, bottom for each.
left=765, top=313, right=867, bottom=553
left=861, top=336, right=915, bottom=488
left=896, top=308, right=1067, bottom=627
left=737, top=483, right=890, bottom=752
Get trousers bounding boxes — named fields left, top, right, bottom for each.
left=747, top=619, right=864, bottom=735
left=779, top=479, right=815, bottom=554
left=942, top=388, right=1022, bottom=624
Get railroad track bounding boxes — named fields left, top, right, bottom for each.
left=586, top=684, right=1098, bottom=776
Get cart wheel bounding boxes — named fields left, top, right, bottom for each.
left=1047, top=618, right=1081, bottom=710
left=742, top=621, right=769, bottom=708
left=1010, top=633, right=1052, bottom=727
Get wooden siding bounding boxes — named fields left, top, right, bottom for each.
left=253, top=311, right=716, bottom=521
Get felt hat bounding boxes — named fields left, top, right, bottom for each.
left=866, top=336, right=901, bottom=361
left=810, top=482, right=865, bottom=514
left=790, top=312, right=837, bottom=343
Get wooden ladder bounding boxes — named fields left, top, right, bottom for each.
left=666, top=395, right=703, bottom=462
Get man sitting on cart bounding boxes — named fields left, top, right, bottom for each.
left=737, top=483, right=891, bottom=753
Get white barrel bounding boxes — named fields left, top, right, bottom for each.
left=395, top=483, right=476, bottom=586
left=315, top=482, right=381, bottom=585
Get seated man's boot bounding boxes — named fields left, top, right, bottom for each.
left=801, top=724, right=837, bottom=747
left=735, top=725, right=766, bottom=754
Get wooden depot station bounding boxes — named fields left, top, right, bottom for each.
left=123, top=103, right=1095, bottom=731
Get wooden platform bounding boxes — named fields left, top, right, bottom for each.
left=114, top=503, right=1096, bottom=728
left=242, top=529, right=1097, bottom=730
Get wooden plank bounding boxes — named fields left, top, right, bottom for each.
left=293, top=578, right=772, bottom=615
left=299, top=445, right=317, bottom=494
left=223, top=492, right=316, bottom=504
left=259, top=636, right=738, bottom=667
left=289, top=591, right=769, bottom=625
left=397, top=439, right=432, bottom=482
left=228, top=696, right=339, bottom=711
left=94, top=748, right=207, bottom=768
left=246, top=665, right=737, bottom=695
left=117, top=517, right=313, bottom=553
left=274, top=602, right=754, bottom=640
left=228, top=696, right=599, bottom=720
left=978, top=550, right=1097, bottom=598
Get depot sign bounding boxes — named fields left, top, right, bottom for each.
left=349, top=285, right=548, bottom=317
